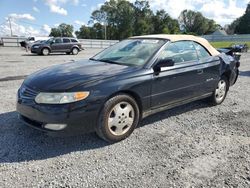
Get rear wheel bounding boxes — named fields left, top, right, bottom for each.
left=210, top=76, right=229, bottom=105
left=42, top=48, right=49, bottom=56
left=96, top=94, right=140, bottom=143
left=72, top=47, right=79, bottom=55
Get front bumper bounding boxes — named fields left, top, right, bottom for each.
left=31, top=47, right=41, bottom=54
left=16, top=89, right=101, bottom=136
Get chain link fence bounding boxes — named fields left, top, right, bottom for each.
left=202, top=34, right=250, bottom=42
left=0, top=37, right=119, bottom=48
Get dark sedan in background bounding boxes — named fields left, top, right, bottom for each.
left=31, top=37, right=83, bottom=55
left=17, top=34, right=240, bottom=142
left=231, top=43, right=248, bottom=53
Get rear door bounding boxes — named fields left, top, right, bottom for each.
left=150, top=41, right=208, bottom=109
left=62, top=38, right=72, bottom=52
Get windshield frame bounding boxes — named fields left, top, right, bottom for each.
left=90, top=38, right=168, bottom=67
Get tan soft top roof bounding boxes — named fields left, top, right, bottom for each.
left=130, top=34, right=220, bottom=56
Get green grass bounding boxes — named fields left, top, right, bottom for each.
left=210, top=41, right=250, bottom=48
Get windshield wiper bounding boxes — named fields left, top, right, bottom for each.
left=94, top=58, right=122, bottom=65
left=89, top=58, right=98, bottom=61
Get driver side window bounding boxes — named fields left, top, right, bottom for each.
left=158, top=41, right=198, bottom=64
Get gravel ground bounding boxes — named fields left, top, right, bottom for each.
left=0, top=47, right=250, bottom=187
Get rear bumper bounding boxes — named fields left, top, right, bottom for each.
left=230, top=61, right=240, bottom=86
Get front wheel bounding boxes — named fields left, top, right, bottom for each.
left=96, top=94, right=140, bottom=143
left=42, top=48, right=50, bottom=56
left=210, top=76, right=229, bottom=105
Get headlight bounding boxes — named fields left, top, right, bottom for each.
left=33, top=45, right=40, bottom=48
left=35, top=92, right=89, bottom=104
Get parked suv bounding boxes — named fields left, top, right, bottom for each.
left=31, top=37, right=83, bottom=55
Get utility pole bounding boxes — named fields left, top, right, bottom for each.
left=8, top=17, right=13, bottom=36
left=104, top=22, right=107, bottom=40
left=103, top=13, right=107, bottom=40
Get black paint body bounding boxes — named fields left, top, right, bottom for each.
left=17, top=41, right=239, bottom=136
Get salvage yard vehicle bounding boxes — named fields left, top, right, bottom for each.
left=16, top=34, right=240, bottom=142
left=31, top=37, right=83, bottom=55
left=230, top=43, right=248, bottom=53
left=20, top=36, right=51, bottom=49
left=223, top=43, right=248, bottom=53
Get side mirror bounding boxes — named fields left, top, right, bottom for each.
left=153, top=58, right=175, bottom=73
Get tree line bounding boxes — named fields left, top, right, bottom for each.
left=49, top=0, right=250, bottom=39
left=226, top=3, right=250, bottom=35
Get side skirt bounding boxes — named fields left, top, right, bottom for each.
left=142, top=93, right=212, bottom=119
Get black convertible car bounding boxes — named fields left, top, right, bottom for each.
left=16, top=34, right=240, bottom=142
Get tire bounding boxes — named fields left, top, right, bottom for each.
left=42, top=48, right=50, bottom=56
left=96, top=94, right=140, bottom=143
left=210, top=76, right=229, bottom=105
left=72, top=47, right=79, bottom=55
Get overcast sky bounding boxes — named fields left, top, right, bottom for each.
left=0, top=0, right=249, bottom=37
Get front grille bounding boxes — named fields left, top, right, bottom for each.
left=19, top=85, right=39, bottom=103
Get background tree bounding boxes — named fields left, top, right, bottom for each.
left=75, top=0, right=226, bottom=39
left=91, top=23, right=105, bottom=39
left=95, top=0, right=135, bottom=40
left=75, top=25, right=92, bottom=39
left=49, top=23, right=74, bottom=37
left=226, top=3, right=250, bottom=34
left=115, top=0, right=135, bottom=39
left=235, top=3, right=250, bottom=34
left=133, top=0, right=154, bottom=35
left=49, top=28, right=61, bottom=37
left=178, top=10, right=217, bottom=35
left=225, top=18, right=240, bottom=34
left=152, top=10, right=180, bottom=34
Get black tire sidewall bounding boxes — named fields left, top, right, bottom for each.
left=96, top=94, right=140, bottom=143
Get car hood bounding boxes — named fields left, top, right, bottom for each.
left=24, top=60, right=137, bottom=91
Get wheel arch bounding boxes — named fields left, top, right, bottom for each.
left=41, top=46, right=51, bottom=53
left=71, top=45, right=80, bottom=51
left=104, top=90, right=143, bottom=118
left=221, top=71, right=231, bottom=90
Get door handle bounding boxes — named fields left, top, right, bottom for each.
left=197, top=69, right=203, bottom=74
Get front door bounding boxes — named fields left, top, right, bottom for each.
left=50, top=38, right=63, bottom=52
left=151, top=41, right=207, bottom=109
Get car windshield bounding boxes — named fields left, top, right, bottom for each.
left=90, top=39, right=166, bottom=66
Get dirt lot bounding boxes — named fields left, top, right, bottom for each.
left=0, top=47, right=250, bottom=187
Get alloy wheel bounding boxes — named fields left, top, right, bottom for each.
left=215, top=80, right=226, bottom=102
left=42, top=48, right=49, bottom=55
left=108, top=102, right=135, bottom=136
left=72, top=48, right=78, bottom=55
